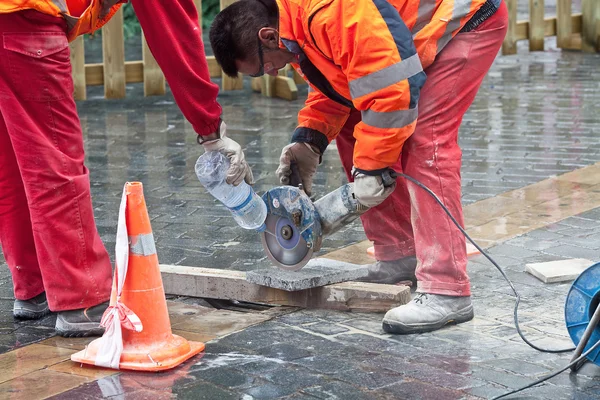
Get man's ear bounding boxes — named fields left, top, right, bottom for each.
left=258, top=27, right=279, bottom=49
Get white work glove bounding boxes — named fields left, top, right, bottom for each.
left=352, top=168, right=397, bottom=208
left=276, top=142, right=321, bottom=196
left=201, top=121, right=254, bottom=186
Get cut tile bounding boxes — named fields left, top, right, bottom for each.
left=0, top=344, right=75, bottom=384
left=0, top=369, right=89, bottom=400
left=525, top=258, right=593, bottom=283
left=246, top=258, right=369, bottom=291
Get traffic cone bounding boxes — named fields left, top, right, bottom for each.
left=71, top=182, right=204, bottom=371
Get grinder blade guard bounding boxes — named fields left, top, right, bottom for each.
left=260, top=186, right=322, bottom=270
left=260, top=183, right=367, bottom=271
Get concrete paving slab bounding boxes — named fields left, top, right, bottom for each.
left=245, top=258, right=369, bottom=291
left=525, top=258, right=593, bottom=283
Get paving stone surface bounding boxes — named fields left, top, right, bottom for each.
left=246, top=259, right=369, bottom=291
left=1, top=12, right=600, bottom=400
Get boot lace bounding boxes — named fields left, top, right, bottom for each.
left=414, top=293, right=428, bottom=304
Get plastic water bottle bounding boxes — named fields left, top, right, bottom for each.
left=195, top=151, right=267, bottom=232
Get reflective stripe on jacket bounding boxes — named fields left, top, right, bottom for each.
left=0, top=0, right=124, bottom=42
left=279, top=0, right=492, bottom=171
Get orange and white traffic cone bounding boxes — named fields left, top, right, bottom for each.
left=71, top=182, right=204, bottom=371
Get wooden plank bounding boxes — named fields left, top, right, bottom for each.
left=261, top=74, right=276, bottom=97
left=557, top=0, right=573, bottom=48
left=502, top=0, right=518, bottom=55
left=207, top=56, right=222, bottom=78
left=85, top=61, right=143, bottom=86
left=194, top=0, right=202, bottom=29
left=251, top=77, right=262, bottom=92
left=515, top=14, right=582, bottom=41
left=69, top=36, right=86, bottom=100
left=142, top=34, right=166, bottom=96
left=292, top=69, right=306, bottom=85
left=529, top=0, right=545, bottom=51
left=274, top=76, right=298, bottom=101
left=581, top=0, right=600, bottom=52
left=102, top=7, right=126, bottom=98
left=159, top=265, right=411, bottom=312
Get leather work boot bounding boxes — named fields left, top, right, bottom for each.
left=382, top=293, right=474, bottom=334
left=357, top=256, right=417, bottom=284
left=55, top=301, right=109, bottom=338
left=13, top=292, right=50, bottom=320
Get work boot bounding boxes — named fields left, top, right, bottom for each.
left=55, top=302, right=109, bottom=338
left=382, top=293, right=474, bottom=334
left=13, top=292, right=50, bottom=320
left=357, top=256, right=417, bottom=284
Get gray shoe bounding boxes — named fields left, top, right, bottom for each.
left=357, top=256, right=417, bottom=284
left=55, top=301, right=109, bottom=338
left=382, top=293, right=474, bottom=334
left=13, top=292, right=50, bottom=320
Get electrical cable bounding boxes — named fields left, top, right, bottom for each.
left=490, top=339, right=600, bottom=400
left=398, top=173, right=576, bottom=354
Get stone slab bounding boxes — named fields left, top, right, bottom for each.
left=245, top=258, right=369, bottom=291
left=525, top=258, right=593, bottom=283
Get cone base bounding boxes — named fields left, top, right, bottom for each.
left=70, top=334, right=205, bottom=372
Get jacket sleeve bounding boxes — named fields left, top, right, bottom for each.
left=131, top=0, right=222, bottom=136
left=310, top=0, right=426, bottom=173
left=292, top=84, right=351, bottom=155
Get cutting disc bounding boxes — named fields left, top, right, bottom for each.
left=260, top=213, right=313, bottom=270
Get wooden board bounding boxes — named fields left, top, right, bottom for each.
left=142, top=34, right=166, bottom=96
left=529, top=0, right=545, bottom=51
left=502, top=0, right=518, bottom=55
left=69, top=36, right=86, bottom=100
left=101, top=7, right=126, bottom=98
left=557, top=0, right=573, bottom=48
left=160, top=265, right=411, bottom=313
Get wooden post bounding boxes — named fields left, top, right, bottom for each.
left=142, top=34, right=166, bottom=96
left=557, top=0, right=573, bottom=48
left=261, top=74, right=276, bottom=97
left=102, top=7, right=126, bottom=98
left=502, top=0, right=518, bottom=55
left=194, top=0, right=202, bottom=29
left=219, top=0, right=244, bottom=90
left=581, top=0, right=600, bottom=53
left=529, top=0, right=545, bottom=51
left=69, top=36, right=86, bottom=100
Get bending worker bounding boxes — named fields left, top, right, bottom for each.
left=211, top=0, right=507, bottom=333
left=0, top=0, right=251, bottom=337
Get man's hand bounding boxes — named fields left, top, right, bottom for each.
left=201, top=122, right=254, bottom=186
left=276, top=142, right=320, bottom=196
left=352, top=169, right=396, bottom=208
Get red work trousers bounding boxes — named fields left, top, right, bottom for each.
left=0, top=11, right=112, bottom=311
left=336, top=3, right=508, bottom=296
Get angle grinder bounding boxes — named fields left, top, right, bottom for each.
left=259, top=165, right=396, bottom=270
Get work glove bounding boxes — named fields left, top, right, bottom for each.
left=200, top=121, right=254, bottom=186
left=276, top=142, right=321, bottom=196
left=352, top=168, right=397, bottom=208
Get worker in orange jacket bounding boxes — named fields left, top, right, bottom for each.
left=211, top=0, right=507, bottom=333
left=0, top=0, right=252, bottom=337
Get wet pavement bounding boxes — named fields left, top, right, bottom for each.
left=1, top=25, right=600, bottom=400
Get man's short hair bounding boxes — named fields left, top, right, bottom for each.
left=209, top=0, right=278, bottom=78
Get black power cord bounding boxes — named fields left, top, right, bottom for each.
left=490, top=339, right=600, bottom=400
left=398, top=172, right=575, bottom=354
left=396, top=173, right=600, bottom=399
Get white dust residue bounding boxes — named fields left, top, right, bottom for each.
left=194, top=352, right=286, bottom=370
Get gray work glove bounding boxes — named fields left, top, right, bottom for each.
left=352, top=168, right=397, bottom=208
left=276, top=142, right=321, bottom=196
left=201, top=121, right=254, bottom=186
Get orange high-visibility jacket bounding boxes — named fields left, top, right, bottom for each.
left=0, top=0, right=123, bottom=42
left=278, top=0, right=493, bottom=171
